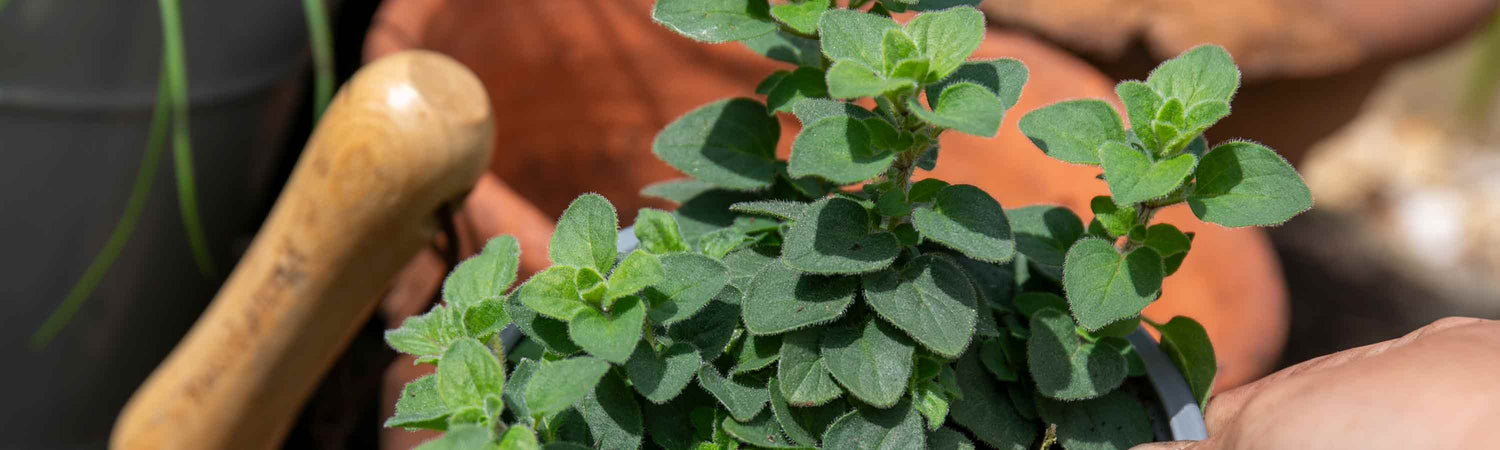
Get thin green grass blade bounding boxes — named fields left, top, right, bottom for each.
left=159, top=0, right=216, bottom=278
left=301, top=0, right=335, bottom=118
left=31, top=74, right=173, bottom=350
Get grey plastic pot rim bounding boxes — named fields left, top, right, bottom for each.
left=499, top=226, right=1207, bottom=442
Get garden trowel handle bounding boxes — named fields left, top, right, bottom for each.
left=112, top=50, right=493, bottom=450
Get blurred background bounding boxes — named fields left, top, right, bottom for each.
left=2, top=0, right=1497, bottom=448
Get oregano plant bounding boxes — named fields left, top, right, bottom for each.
left=383, top=1, right=1312, bottom=449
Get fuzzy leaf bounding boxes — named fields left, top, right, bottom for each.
left=928, top=58, right=1028, bottom=111
left=506, top=294, right=582, bottom=355
left=781, top=197, right=900, bottom=274
left=769, top=379, right=847, bottom=446
left=525, top=356, right=611, bottom=418
left=436, top=337, right=505, bottom=413
left=743, top=30, right=823, bottom=67
left=503, top=359, right=538, bottom=419
left=1018, top=99, right=1125, bottom=165
left=979, top=338, right=1018, bottom=382
left=698, top=367, right=772, bottom=422
left=641, top=179, right=717, bottom=205
left=1142, top=223, right=1192, bottom=275
left=606, top=250, right=664, bottom=305
left=1037, top=391, right=1152, bottom=450
left=743, top=260, right=858, bottom=334
left=1028, top=308, right=1128, bottom=400
left=1099, top=141, right=1197, bottom=205
left=950, top=349, right=1036, bottom=450
left=902, top=6, right=984, bottom=81
left=665, top=288, right=743, bottom=362
left=1063, top=238, right=1163, bottom=330
left=777, top=328, right=846, bottom=406
left=902, top=0, right=984, bottom=11
left=912, top=184, right=1015, bottom=263
left=652, top=0, right=778, bottom=43
left=517, top=266, right=587, bottom=322
left=1188, top=141, right=1312, bottom=227
left=908, top=82, right=1006, bottom=137
left=821, top=316, right=915, bottom=408
left=1005, top=205, right=1083, bottom=272
left=1116, top=80, right=1163, bottom=152
left=569, top=295, right=647, bottom=364
left=644, top=253, right=730, bottom=325
left=1013, top=292, right=1067, bottom=318
left=821, top=398, right=926, bottom=450
left=577, top=372, right=645, bottom=450
left=636, top=208, right=692, bottom=254
left=386, top=304, right=462, bottom=362
left=498, top=424, right=540, bottom=450
left=818, top=9, right=900, bottom=70
left=730, top=200, right=808, bottom=221
left=733, top=333, right=783, bottom=374
left=882, top=29, right=920, bottom=74
left=767, top=67, right=829, bottom=113
left=791, top=98, right=876, bottom=125
left=416, top=425, right=494, bottom=450
left=721, top=411, right=802, bottom=448
left=1152, top=316, right=1217, bottom=411
left=928, top=427, right=976, bottom=450
left=769, top=0, right=828, bottom=35
left=1089, top=196, right=1136, bottom=238
left=1146, top=44, right=1240, bottom=106
left=387, top=375, right=450, bottom=430
left=826, top=59, right=916, bottom=99
left=862, top=255, right=979, bottom=357
left=552, top=194, right=619, bottom=275
left=463, top=299, right=510, bottom=341
left=788, top=116, right=897, bottom=185
left=654, top=98, right=781, bottom=190
left=625, top=341, right=703, bottom=404
left=443, top=236, right=521, bottom=309
left=911, top=381, right=950, bottom=431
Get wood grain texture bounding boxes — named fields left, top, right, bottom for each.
left=111, top=50, right=493, bottom=450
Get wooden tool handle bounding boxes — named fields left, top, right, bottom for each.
left=111, top=50, right=493, bottom=450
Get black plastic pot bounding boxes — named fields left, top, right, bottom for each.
left=498, top=227, right=1209, bottom=443
left=0, top=1, right=313, bottom=447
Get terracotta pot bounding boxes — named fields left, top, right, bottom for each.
left=366, top=1, right=1290, bottom=447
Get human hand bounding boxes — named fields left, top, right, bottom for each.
left=1135, top=317, right=1500, bottom=450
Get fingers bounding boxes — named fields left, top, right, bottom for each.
left=1131, top=441, right=1202, bottom=450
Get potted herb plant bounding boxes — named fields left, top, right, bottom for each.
left=381, top=1, right=1312, bottom=448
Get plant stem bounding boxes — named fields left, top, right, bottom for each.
left=302, top=0, right=336, bottom=119
left=159, top=0, right=217, bottom=278
left=30, top=73, right=174, bottom=350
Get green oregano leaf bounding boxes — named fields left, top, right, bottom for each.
left=911, top=380, right=950, bottom=431
left=769, top=0, right=828, bottom=35
left=577, top=371, right=645, bottom=450
left=1012, top=292, right=1067, bottom=318
left=721, top=410, right=802, bottom=448
left=820, top=316, right=915, bottom=408
left=1098, top=141, right=1197, bottom=205
left=978, top=338, right=1018, bottom=382
left=928, top=58, right=1028, bottom=111
left=1115, top=80, right=1163, bottom=152
left=741, top=30, right=823, bottom=68
left=698, top=367, right=772, bottom=422
left=790, top=98, right=876, bottom=125
left=732, top=333, right=783, bottom=374
left=766, top=67, right=829, bottom=114
left=950, top=349, right=1035, bottom=450
left=443, top=235, right=521, bottom=309
left=1142, top=223, right=1192, bottom=275
left=654, top=98, right=781, bottom=191
left=1151, top=316, right=1217, bottom=411
left=1036, top=390, right=1153, bottom=450
left=385, top=304, right=462, bottom=363
left=730, top=200, right=808, bottom=221
left=907, top=178, right=949, bottom=203
left=743, top=260, right=858, bottom=334
left=826, top=59, right=916, bottom=99
left=1146, top=44, right=1241, bottom=106
left=928, top=427, right=977, bottom=450
left=818, top=9, right=900, bottom=70
left=551, top=194, right=619, bottom=274
left=1027, top=308, right=1128, bottom=400
left=641, top=178, right=717, bottom=205
left=517, top=266, right=588, bottom=322
left=902, top=5, right=984, bottom=81
left=1089, top=196, right=1136, bottom=238
left=902, top=0, right=984, bottom=11
left=768, top=378, right=847, bottom=446
left=652, top=0, right=778, bottom=44
left=636, top=208, right=692, bottom=254
left=498, top=424, right=541, bottom=450
left=780, top=197, right=900, bottom=274
left=788, top=116, right=897, bottom=185
left=1062, top=238, right=1163, bottom=330
left=911, top=184, right=1015, bottom=263
left=777, top=327, right=846, bottom=406
left=1187, top=141, right=1313, bottom=227
left=664, top=287, right=743, bottom=362
left=1005, top=205, right=1084, bottom=273
left=626, top=341, right=703, bottom=404
left=506, top=293, right=583, bottom=355
left=503, top=358, right=538, bottom=419
left=907, top=82, right=1006, bottom=137
left=821, top=397, right=926, bottom=450
left=416, top=425, right=493, bottom=450
left=462, top=299, right=510, bottom=341
left=524, top=356, right=612, bottom=419
left=882, top=29, right=920, bottom=74
left=1018, top=99, right=1126, bottom=165
left=862, top=254, right=979, bottom=358
left=387, top=374, right=450, bottom=430
left=568, top=295, right=647, bottom=364
left=436, top=337, right=505, bottom=413
left=644, top=253, right=730, bottom=325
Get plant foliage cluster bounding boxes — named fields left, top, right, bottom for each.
left=383, top=1, right=1311, bottom=449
